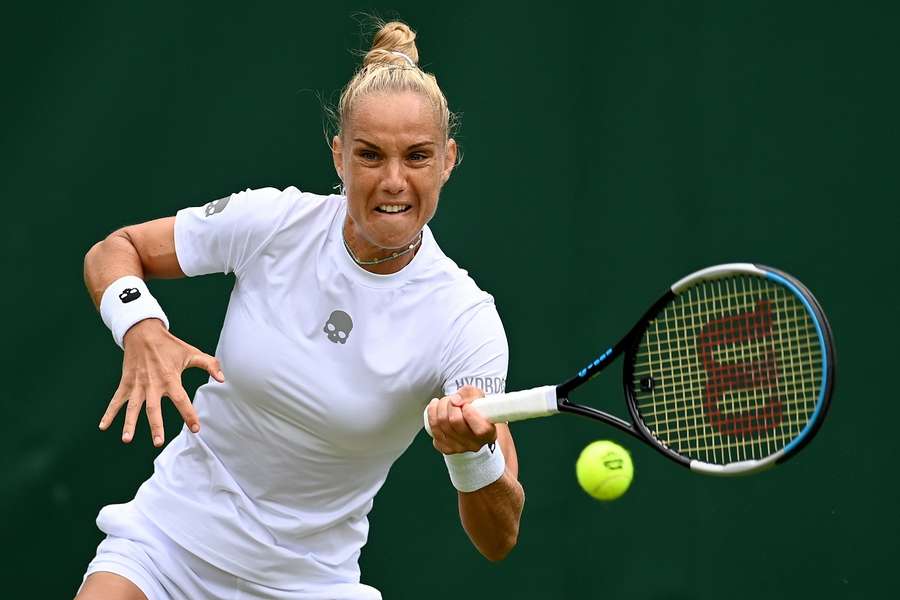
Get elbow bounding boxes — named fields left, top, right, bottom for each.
left=85, top=229, right=127, bottom=263
left=83, top=239, right=107, bottom=278
left=481, top=528, right=519, bottom=562
left=480, top=483, right=525, bottom=562
left=84, top=238, right=104, bottom=264
left=463, top=480, right=525, bottom=562
left=480, top=508, right=521, bottom=562
left=83, top=230, right=134, bottom=297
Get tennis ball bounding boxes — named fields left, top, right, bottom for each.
left=576, top=440, right=633, bottom=501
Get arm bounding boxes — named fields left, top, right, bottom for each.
left=427, top=386, right=525, bottom=561
left=84, top=217, right=223, bottom=446
left=457, top=422, right=524, bottom=561
left=84, top=217, right=185, bottom=308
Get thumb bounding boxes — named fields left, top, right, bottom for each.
left=454, top=385, right=486, bottom=405
left=185, top=351, right=225, bottom=382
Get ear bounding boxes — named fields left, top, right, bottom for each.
left=441, top=138, right=458, bottom=184
left=331, top=135, right=344, bottom=181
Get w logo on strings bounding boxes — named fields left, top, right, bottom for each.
left=698, top=300, right=782, bottom=437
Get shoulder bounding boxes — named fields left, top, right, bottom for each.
left=179, top=186, right=337, bottom=228
left=218, top=186, right=343, bottom=243
left=277, top=186, right=346, bottom=222
left=413, top=244, right=498, bottom=324
left=237, top=186, right=339, bottom=223
left=173, top=186, right=343, bottom=277
left=410, top=243, right=507, bottom=350
left=426, top=257, right=509, bottom=393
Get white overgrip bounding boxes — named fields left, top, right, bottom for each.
left=423, top=386, right=559, bottom=437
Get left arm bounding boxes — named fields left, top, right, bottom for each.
left=428, top=386, right=525, bottom=561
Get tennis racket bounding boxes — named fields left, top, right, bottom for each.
left=424, top=263, right=835, bottom=476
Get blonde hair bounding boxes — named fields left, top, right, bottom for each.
left=336, top=20, right=454, bottom=141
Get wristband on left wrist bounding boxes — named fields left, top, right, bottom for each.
left=99, top=275, right=170, bottom=349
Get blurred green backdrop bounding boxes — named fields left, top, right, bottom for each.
left=2, top=1, right=897, bottom=598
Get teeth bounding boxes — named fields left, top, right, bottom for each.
left=377, top=204, right=409, bottom=213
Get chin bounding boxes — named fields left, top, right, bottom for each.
left=372, top=230, right=419, bottom=250
left=365, top=220, right=421, bottom=249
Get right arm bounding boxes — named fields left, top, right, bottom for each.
left=84, top=217, right=224, bottom=447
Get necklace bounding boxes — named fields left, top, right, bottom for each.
left=343, top=231, right=423, bottom=266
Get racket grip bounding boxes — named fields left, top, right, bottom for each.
left=423, top=386, right=559, bottom=437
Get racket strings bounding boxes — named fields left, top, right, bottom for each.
left=632, top=275, right=823, bottom=465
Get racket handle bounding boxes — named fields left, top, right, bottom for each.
left=423, top=386, right=559, bottom=437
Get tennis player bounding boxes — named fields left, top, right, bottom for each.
left=76, top=20, right=523, bottom=600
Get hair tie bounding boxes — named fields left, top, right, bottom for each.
left=389, top=51, right=417, bottom=68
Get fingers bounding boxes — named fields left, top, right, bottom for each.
left=100, top=336, right=218, bottom=447
left=100, top=386, right=200, bottom=444
left=145, top=389, right=165, bottom=447
left=435, top=395, right=468, bottom=441
left=461, top=403, right=496, bottom=441
left=185, top=351, right=225, bottom=383
left=446, top=395, right=471, bottom=437
left=451, top=386, right=493, bottom=440
left=429, top=393, right=496, bottom=454
left=168, top=386, right=200, bottom=434
left=122, top=385, right=144, bottom=443
left=99, top=386, right=128, bottom=431
left=455, top=385, right=486, bottom=403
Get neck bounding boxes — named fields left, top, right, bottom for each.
left=342, top=218, right=422, bottom=275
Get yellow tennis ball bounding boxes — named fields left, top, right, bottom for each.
left=576, top=440, right=634, bottom=501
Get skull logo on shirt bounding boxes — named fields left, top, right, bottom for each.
left=323, top=310, right=353, bottom=344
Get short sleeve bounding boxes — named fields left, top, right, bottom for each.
left=174, top=187, right=292, bottom=277
left=441, top=300, right=509, bottom=397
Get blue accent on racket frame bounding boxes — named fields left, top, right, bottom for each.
left=764, top=271, right=828, bottom=455
left=578, top=347, right=614, bottom=378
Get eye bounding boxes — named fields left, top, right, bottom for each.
left=408, top=151, right=433, bottom=164
left=358, top=149, right=379, bottom=161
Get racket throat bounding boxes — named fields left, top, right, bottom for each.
left=557, top=398, right=642, bottom=440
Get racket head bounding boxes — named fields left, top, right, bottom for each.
left=623, top=263, right=834, bottom=475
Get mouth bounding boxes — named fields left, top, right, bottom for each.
left=374, top=204, right=412, bottom=214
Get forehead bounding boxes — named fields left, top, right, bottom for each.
left=346, top=91, right=442, bottom=144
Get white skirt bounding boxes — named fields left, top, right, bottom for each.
left=80, top=502, right=382, bottom=600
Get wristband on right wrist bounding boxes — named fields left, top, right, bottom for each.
left=99, top=275, right=170, bottom=349
left=443, top=441, right=506, bottom=493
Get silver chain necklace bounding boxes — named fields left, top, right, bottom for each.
left=343, top=231, right=423, bottom=266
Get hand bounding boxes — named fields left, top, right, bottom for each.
left=426, top=385, right=497, bottom=454
left=98, top=318, right=225, bottom=447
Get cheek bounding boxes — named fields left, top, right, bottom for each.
left=412, top=170, right=443, bottom=202
left=345, top=168, right=377, bottom=206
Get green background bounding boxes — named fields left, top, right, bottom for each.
left=3, top=1, right=897, bottom=598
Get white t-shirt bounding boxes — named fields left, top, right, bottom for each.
left=97, top=187, right=508, bottom=596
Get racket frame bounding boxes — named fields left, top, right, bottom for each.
left=423, top=263, right=835, bottom=477
left=555, top=263, right=834, bottom=475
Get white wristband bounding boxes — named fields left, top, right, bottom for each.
left=99, top=275, right=170, bottom=348
left=443, top=442, right=506, bottom=493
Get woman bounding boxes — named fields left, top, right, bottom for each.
left=77, top=20, right=524, bottom=600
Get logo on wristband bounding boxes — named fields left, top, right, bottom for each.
left=119, top=288, right=141, bottom=303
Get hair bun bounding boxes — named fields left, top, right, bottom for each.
left=364, top=21, right=419, bottom=68
left=337, top=18, right=455, bottom=142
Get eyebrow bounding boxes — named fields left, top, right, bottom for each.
left=352, top=138, right=436, bottom=150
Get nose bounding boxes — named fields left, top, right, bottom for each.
left=380, top=159, right=407, bottom=195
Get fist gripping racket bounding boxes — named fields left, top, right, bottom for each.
left=424, top=264, right=834, bottom=476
